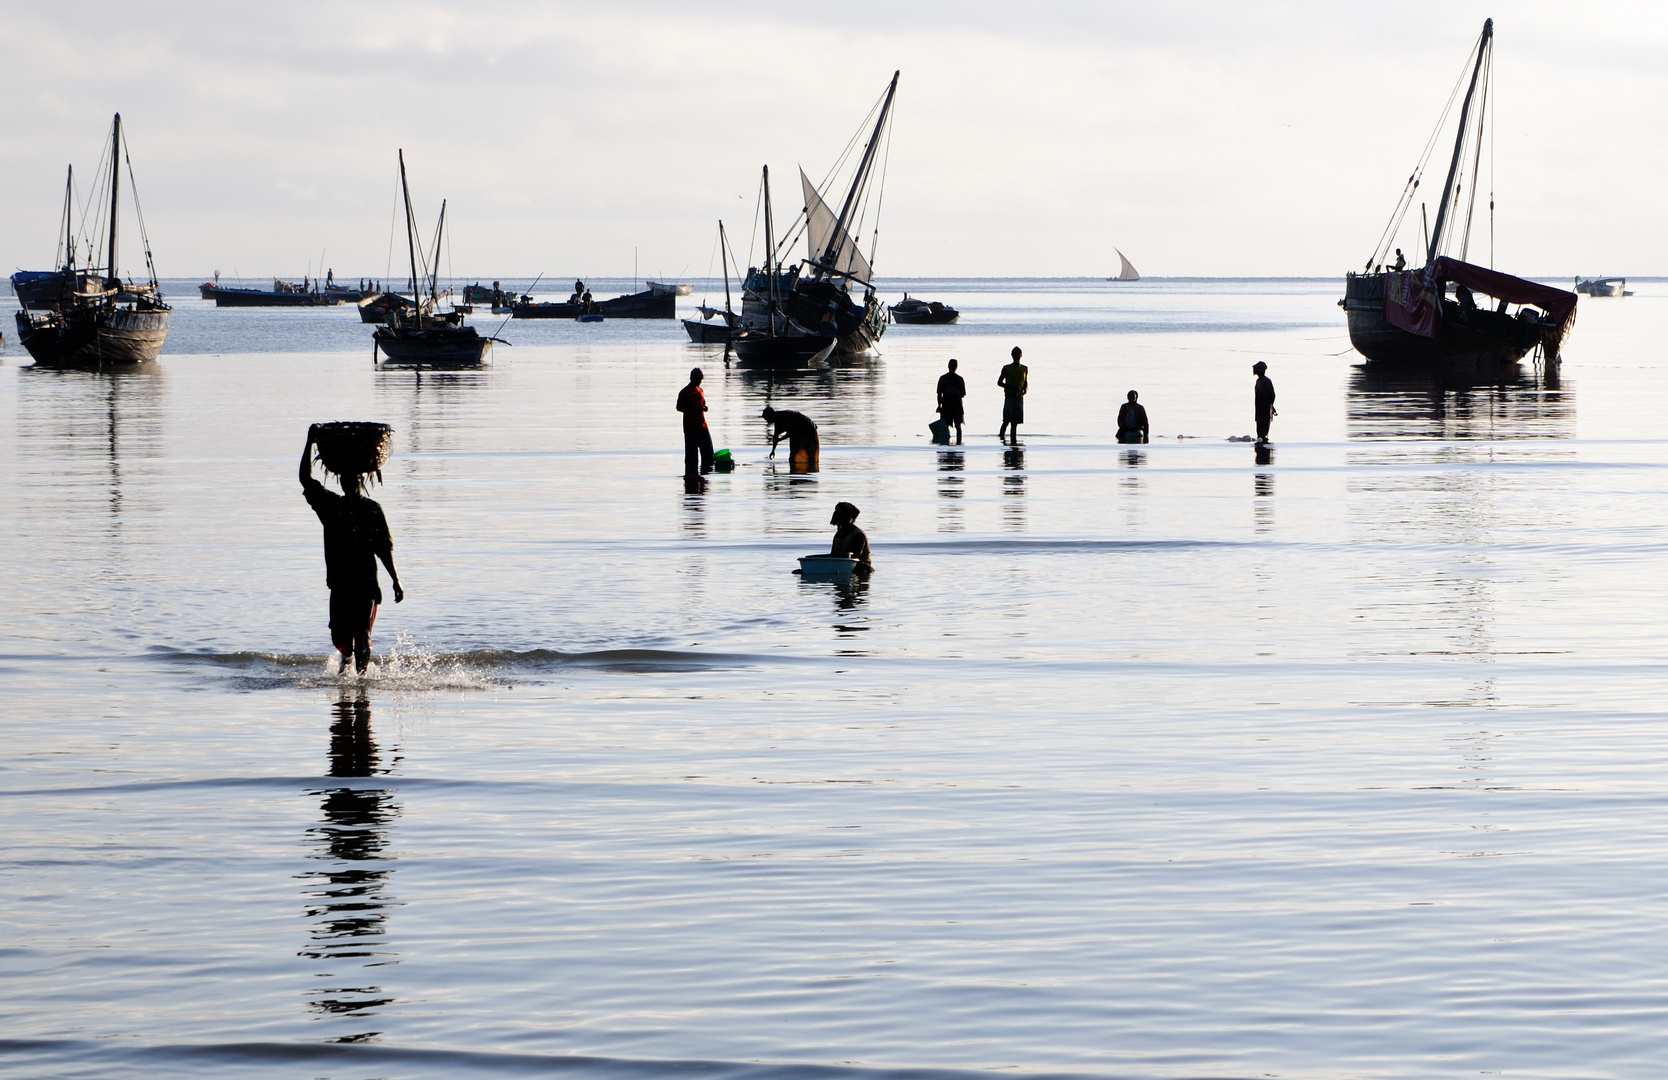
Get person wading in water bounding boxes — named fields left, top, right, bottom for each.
left=997, top=346, right=1028, bottom=444
left=1252, top=361, right=1277, bottom=446
left=300, top=426, right=403, bottom=673
left=936, top=358, right=967, bottom=444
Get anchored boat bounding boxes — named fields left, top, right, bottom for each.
left=13, top=115, right=171, bottom=367
left=1340, top=20, right=1576, bottom=372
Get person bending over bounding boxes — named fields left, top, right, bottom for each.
left=300, top=426, right=403, bottom=673
left=1116, top=390, right=1149, bottom=444
left=830, top=501, right=872, bottom=576
left=763, top=406, right=820, bottom=472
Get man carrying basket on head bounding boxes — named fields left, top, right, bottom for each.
left=300, top=424, right=404, bottom=674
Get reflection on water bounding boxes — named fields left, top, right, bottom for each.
left=15, top=365, right=164, bottom=535
left=1253, top=469, right=1274, bottom=533
left=726, top=359, right=883, bottom=453
left=1002, top=446, right=1026, bottom=532
left=1345, top=364, right=1576, bottom=708
left=299, top=691, right=401, bottom=1034
left=936, top=450, right=965, bottom=533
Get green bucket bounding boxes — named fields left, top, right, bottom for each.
left=713, top=448, right=735, bottom=473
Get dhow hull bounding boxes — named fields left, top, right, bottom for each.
left=15, top=306, right=170, bottom=366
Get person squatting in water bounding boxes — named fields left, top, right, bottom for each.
left=299, top=426, right=403, bottom=673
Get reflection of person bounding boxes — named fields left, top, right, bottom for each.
left=936, top=359, right=966, bottom=444
left=299, top=427, right=403, bottom=673
left=997, top=346, right=1028, bottom=444
left=830, top=501, right=872, bottom=576
left=676, top=368, right=714, bottom=476
left=1252, top=361, right=1277, bottom=446
left=763, top=406, right=819, bottom=472
left=1116, top=390, right=1149, bottom=444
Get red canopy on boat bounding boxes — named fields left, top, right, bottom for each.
left=1384, top=258, right=1578, bottom=356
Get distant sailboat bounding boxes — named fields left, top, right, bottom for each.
left=1108, top=248, right=1140, bottom=282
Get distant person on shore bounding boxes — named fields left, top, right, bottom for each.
left=829, top=501, right=872, bottom=577
left=1116, top=390, right=1149, bottom=444
left=677, top=368, right=714, bottom=476
left=936, top=358, right=966, bottom=444
left=299, top=426, right=403, bottom=674
left=997, top=346, right=1028, bottom=444
left=1253, top=361, right=1277, bottom=446
left=763, top=406, right=819, bottom=472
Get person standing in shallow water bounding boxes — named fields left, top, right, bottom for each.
left=997, top=346, right=1028, bottom=444
left=299, top=426, right=403, bottom=673
left=1116, top=390, right=1149, bottom=444
left=936, top=358, right=966, bottom=444
left=676, top=368, right=714, bottom=476
left=1253, top=361, right=1277, bottom=445
left=829, top=501, right=872, bottom=577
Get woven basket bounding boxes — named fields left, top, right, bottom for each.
left=313, top=421, right=392, bottom=481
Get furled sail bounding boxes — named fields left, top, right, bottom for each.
left=1115, top=248, right=1140, bottom=281
left=801, top=168, right=872, bottom=283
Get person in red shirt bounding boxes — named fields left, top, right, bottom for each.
left=676, top=368, right=714, bottom=476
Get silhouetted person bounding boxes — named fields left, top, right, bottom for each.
left=998, top=346, right=1028, bottom=444
left=299, top=426, right=403, bottom=673
left=1253, top=361, right=1277, bottom=446
left=830, top=501, right=872, bottom=577
left=936, top=358, right=966, bottom=444
left=763, top=406, right=819, bottom=472
left=677, top=367, right=714, bottom=476
left=1393, top=248, right=1406, bottom=271
left=1116, top=390, right=1149, bottom=444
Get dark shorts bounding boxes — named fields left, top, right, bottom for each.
left=940, top=402, right=964, bottom=423
left=328, top=590, right=378, bottom=655
left=1002, top=397, right=1024, bottom=424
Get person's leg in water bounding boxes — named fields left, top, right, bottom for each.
left=329, top=591, right=379, bottom=672
left=698, top=426, right=715, bottom=473
left=684, top=430, right=699, bottom=477
left=1256, top=416, right=1271, bottom=445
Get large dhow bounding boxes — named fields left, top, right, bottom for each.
left=1340, top=20, right=1576, bottom=373
left=13, top=114, right=171, bottom=367
left=735, top=71, right=899, bottom=366
left=372, top=150, right=496, bottom=367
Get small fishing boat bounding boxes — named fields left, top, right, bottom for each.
left=14, top=115, right=171, bottom=367
left=358, top=292, right=417, bottom=323
left=889, top=294, right=959, bottom=324
left=1107, top=248, right=1140, bottom=282
left=510, top=289, right=674, bottom=319
left=1339, top=20, right=1576, bottom=371
left=683, top=220, right=741, bottom=343
left=1575, top=277, right=1630, bottom=297
left=648, top=280, right=692, bottom=296
left=371, top=150, right=496, bottom=368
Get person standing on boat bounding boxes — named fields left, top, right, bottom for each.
left=677, top=368, right=714, bottom=476
left=1116, top=390, right=1149, bottom=444
left=299, top=426, right=403, bottom=674
left=997, top=346, right=1028, bottom=444
left=936, top=359, right=967, bottom=444
left=763, top=406, right=819, bottom=472
left=1253, top=362, right=1277, bottom=446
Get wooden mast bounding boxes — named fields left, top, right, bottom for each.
left=762, top=166, right=777, bottom=337
left=819, top=70, right=898, bottom=279
left=59, top=166, right=75, bottom=271
left=428, top=199, right=447, bottom=309
left=719, top=219, right=732, bottom=320
left=106, top=114, right=121, bottom=288
left=398, top=150, right=422, bottom=327
left=1429, top=19, right=1491, bottom=261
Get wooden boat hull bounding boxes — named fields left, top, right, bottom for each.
left=511, top=289, right=675, bottom=320
left=12, top=270, right=77, bottom=309
left=1342, top=272, right=1550, bottom=373
left=890, top=305, right=959, bottom=325
left=15, top=304, right=170, bottom=366
left=731, top=332, right=836, bottom=370
left=211, top=287, right=341, bottom=307
left=683, top=318, right=734, bottom=343
left=373, top=325, right=491, bottom=366
left=778, top=278, right=886, bottom=355
left=358, top=293, right=415, bottom=323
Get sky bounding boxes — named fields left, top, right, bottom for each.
left=1, top=1, right=1662, bottom=280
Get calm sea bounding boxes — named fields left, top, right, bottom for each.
left=4, top=277, right=1668, bottom=1078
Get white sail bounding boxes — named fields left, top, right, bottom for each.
left=801, top=167, right=872, bottom=282
left=1115, top=248, right=1140, bottom=281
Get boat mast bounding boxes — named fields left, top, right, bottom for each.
left=818, top=70, right=898, bottom=280
left=428, top=199, right=447, bottom=307
left=106, top=114, right=122, bottom=288
left=763, top=166, right=777, bottom=337
left=719, top=219, right=732, bottom=318
left=1429, top=19, right=1491, bottom=261
left=59, top=166, right=75, bottom=271
left=398, top=150, right=422, bottom=326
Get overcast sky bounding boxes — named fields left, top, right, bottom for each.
left=1, top=1, right=1661, bottom=279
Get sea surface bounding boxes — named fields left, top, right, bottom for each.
left=4, top=277, right=1668, bottom=1079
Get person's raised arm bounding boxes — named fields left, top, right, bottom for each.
left=299, top=425, right=318, bottom=487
